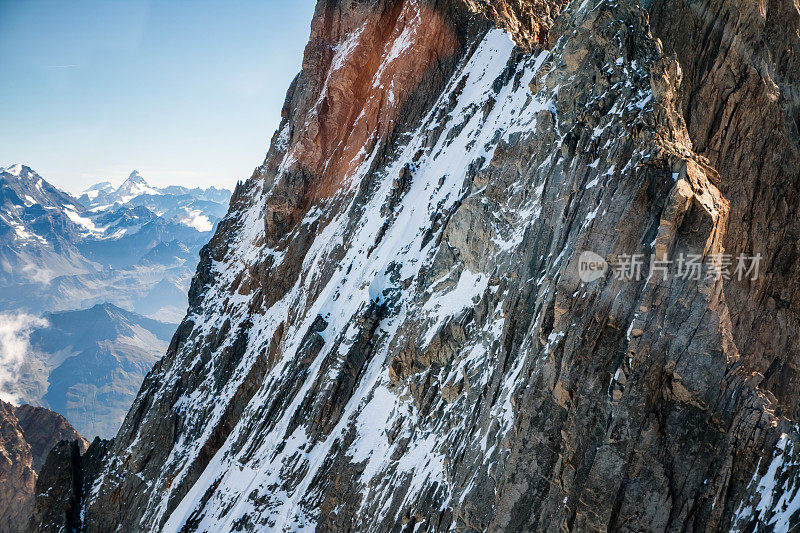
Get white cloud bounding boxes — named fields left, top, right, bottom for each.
left=0, top=313, right=47, bottom=404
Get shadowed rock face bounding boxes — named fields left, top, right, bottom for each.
left=648, top=0, right=800, bottom=423
left=0, top=401, right=86, bottom=533
left=30, top=0, right=800, bottom=531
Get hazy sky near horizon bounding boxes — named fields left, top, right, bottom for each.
left=0, top=0, right=316, bottom=193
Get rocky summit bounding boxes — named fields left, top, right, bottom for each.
left=30, top=0, right=800, bottom=531
left=0, top=400, right=86, bottom=533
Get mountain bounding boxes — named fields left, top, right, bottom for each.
left=81, top=181, right=114, bottom=196
left=0, top=165, right=83, bottom=213
left=3, top=303, right=175, bottom=440
left=31, top=0, right=800, bottom=532
left=112, top=170, right=162, bottom=204
left=77, top=170, right=162, bottom=208
left=76, top=181, right=115, bottom=209
left=0, top=165, right=96, bottom=286
left=0, top=400, right=86, bottom=533
left=0, top=166, right=231, bottom=322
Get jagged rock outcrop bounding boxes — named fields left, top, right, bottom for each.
left=31, top=0, right=800, bottom=531
left=461, top=0, right=568, bottom=49
left=27, top=438, right=110, bottom=533
left=0, top=401, right=86, bottom=533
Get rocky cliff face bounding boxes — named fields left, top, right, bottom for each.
left=31, top=0, right=800, bottom=531
left=0, top=401, right=86, bottom=533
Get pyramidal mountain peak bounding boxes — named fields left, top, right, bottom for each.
left=114, top=170, right=161, bottom=201
left=120, top=169, right=147, bottom=187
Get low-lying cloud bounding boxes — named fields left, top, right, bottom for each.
left=0, top=313, right=47, bottom=404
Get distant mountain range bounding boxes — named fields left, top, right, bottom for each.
left=78, top=170, right=231, bottom=210
left=0, top=164, right=231, bottom=322
left=0, top=164, right=230, bottom=439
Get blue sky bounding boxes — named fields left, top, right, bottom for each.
left=0, top=0, right=316, bottom=192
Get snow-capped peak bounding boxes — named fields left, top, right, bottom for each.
left=115, top=170, right=161, bottom=202
left=118, top=170, right=150, bottom=191
left=1, top=164, right=33, bottom=178
left=84, top=181, right=115, bottom=192
left=126, top=170, right=146, bottom=184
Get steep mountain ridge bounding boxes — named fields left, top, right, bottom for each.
left=31, top=0, right=800, bottom=531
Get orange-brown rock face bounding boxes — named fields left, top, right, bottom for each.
left=0, top=401, right=86, bottom=533
left=289, top=0, right=458, bottom=200
left=254, top=0, right=478, bottom=248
